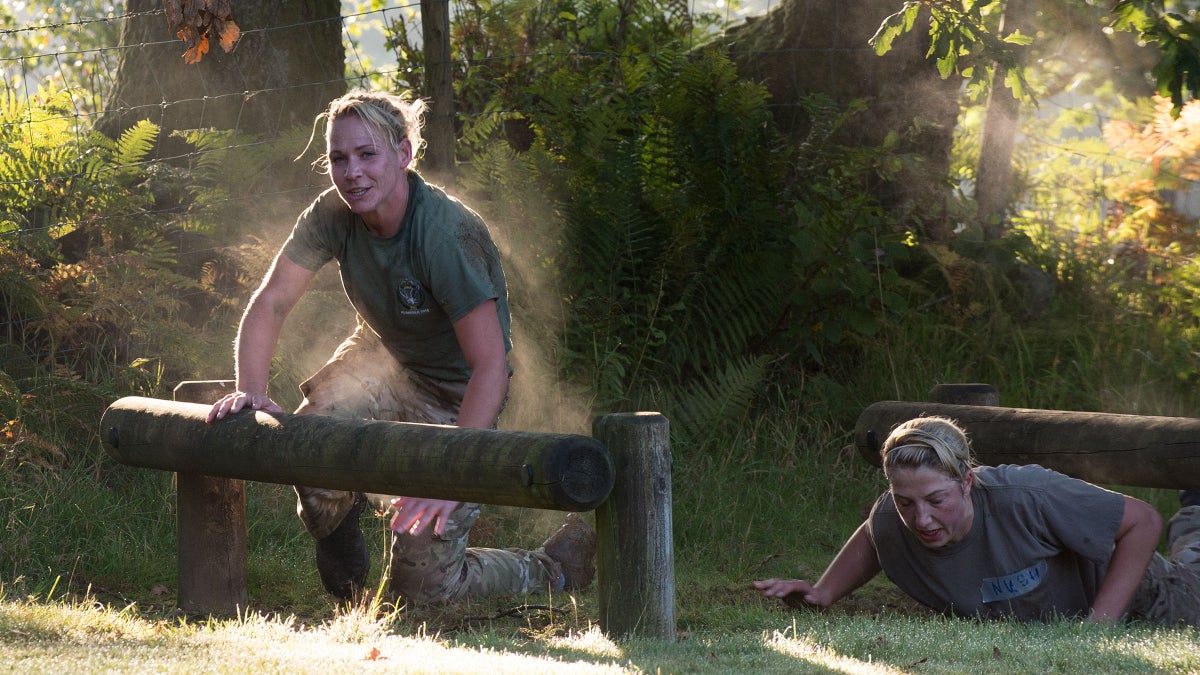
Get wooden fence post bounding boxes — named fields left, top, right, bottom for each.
left=592, top=412, right=675, bottom=641
left=420, top=0, right=455, bottom=184
left=171, top=380, right=246, bottom=616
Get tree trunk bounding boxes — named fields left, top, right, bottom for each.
left=721, top=0, right=961, bottom=239
left=975, top=0, right=1033, bottom=241
left=97, top=0, right=346, bottom=160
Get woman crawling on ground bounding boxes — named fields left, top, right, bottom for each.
left=754, top=415, right=1200, bottom=625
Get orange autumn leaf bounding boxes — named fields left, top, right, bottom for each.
left=182, top=32, right=210, bottom=64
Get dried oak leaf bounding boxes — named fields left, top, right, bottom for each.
left=162, top=0, right=240, bottom=64
left=182, top=31, right=210, bottom=65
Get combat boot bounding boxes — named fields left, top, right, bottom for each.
left=315, top=492, right=370, bottom=600
left=540, top=513, right=597, bottom=590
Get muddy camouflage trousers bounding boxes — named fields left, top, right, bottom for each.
left=1130, top=505, right=1200, bottom=626
left=292, top=325, right=558, bottom=604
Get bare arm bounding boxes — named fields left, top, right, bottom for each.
left=450, top=299, right=509, bottom=429
left=389, top=299, right=508, bottom=537
left=206, top=253, right=316, bottom=422
left=1090, top=494, right=1163, bottom=622
left=754, top=521, right=882, bottom=609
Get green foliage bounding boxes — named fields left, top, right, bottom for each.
left=0, top=86, right=275, bottom=415
left=872, top=0, right=1200, bottom=112
left=2, top=87, right=154, bottom=380
left=0, top=89, right=236, bottom=564
left=172, top=125, right=323, bottom=236
left=1113, top=0, right=1200, bottom=114
left=1008, top=92, right=1200, bottom=392
left=784, top=98, right=915, bottom=364
left=440, top=0, right=930, bottom=441
left=514, top=47, right=797, bottom=439
left=444, top=0, right=728, bottom=154
left=0, top=2, right=120, bottom=115
left=871, top=0, right=1029, bottom=99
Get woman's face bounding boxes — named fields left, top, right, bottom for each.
left=888, top=465, right=974, bottom=549
left=327, top=114, right=412, bottom=229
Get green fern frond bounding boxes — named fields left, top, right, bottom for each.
left=681, top=249, right=788, bottom=371
left=114, top=119, right=159, bottom=166
left=654, top=354, right=770, bottom=445
left=460, top=99, right=521, bottom=148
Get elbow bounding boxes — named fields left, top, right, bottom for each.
left=1137, top=497, right=1165, bottom=540
left=1146, top=505, right=1164, bottom=541
left=1124, top=498, right=1164, bottom=551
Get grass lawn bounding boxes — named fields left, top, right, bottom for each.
left=4, top=475, right=1199, bottom=674
left=3, top=581, right=1200, bottom=673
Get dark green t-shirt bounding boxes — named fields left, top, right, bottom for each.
left=281, top=172, right=511, bottom=382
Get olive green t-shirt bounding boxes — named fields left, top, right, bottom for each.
left=281, top=172, right=511, bottom=382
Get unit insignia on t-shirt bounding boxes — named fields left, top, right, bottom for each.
left=396, top=279, right=427, bottom=311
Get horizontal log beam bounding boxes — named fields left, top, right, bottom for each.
left=100, top=396, right=614, bottom=511
left=855, top=401, right=1200, bottom=489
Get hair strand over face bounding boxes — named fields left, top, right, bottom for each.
left=299, top=89, right=429, bottom=172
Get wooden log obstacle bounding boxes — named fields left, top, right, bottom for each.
left=98, top=382, right=676, bottom=640
left=101, top=397, right=616, bottom=509
left=855, top=385, right=1200, bottom=490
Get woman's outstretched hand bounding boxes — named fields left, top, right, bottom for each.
left=753, top=578, right=825, bottom=609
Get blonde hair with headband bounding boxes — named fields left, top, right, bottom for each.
left=879, top=416, right=979, bottom=484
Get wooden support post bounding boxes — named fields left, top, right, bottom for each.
left=592, top=413, right=675, bottom=641
left=171, top=380, right=246, bottom=616
left=420, top=0, right=455, bottom=184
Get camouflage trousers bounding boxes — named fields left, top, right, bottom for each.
left=1130, top=505, right=1200, bottom=626
left=292, top=324, right=559, bottom=604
